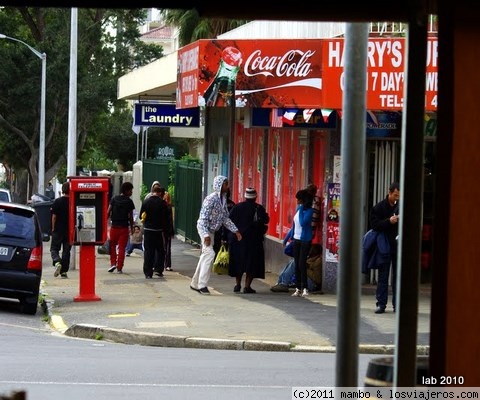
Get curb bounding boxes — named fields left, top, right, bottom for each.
left=40, top=290, right=430, bottom=355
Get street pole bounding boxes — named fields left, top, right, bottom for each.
left=0, top=34, right=46, bottom=195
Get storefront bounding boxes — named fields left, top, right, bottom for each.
left=176, top=36, right=438, bottom=291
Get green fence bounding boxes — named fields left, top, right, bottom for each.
left=142, top=159, right=170, bottom=194
left=173, top=160, right=203, bottom=245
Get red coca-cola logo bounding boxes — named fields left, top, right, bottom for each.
left=243, top=49, right=315, bottom=78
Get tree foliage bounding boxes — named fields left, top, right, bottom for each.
left=160, top=9, right=249, bottom=46
left=0, top=7, right=163, bottom=202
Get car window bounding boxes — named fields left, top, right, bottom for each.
left=0, top=208, right=36, bottom=247
left=0, top=190, right=11, bottom=202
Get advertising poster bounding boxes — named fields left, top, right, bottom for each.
left=176, top=38, right=437, bottom=111
left=253, top=129, right=264, bottom=204
left=232, top=123, right=245, bottom=203
left=326, top=183, right=341, bottom=262
left=326, top=222, right=340, bottom=263
left=311, top=131, right=327, bottom=245
left=267, top=130, right=282, bottom=238
left=282, top=131, right=297, bottom=236
left=333, top=155, right=342, bottom=183
left=232, top=125, right=264, bottom=206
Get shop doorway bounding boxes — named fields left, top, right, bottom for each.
left=365, top=140, right=401, bottom=285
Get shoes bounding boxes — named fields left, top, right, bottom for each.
left=125, top=253, right=131, bottom=257
left=154, top=271, right=164, bottom=277
left=190, top=285, right=199, bottom=292
left=117, top=269, right=123, bottom=274
left=270, top=284, right=289, bottom=293
left=375, top=307, right=386, bottom=314
left=301, top=288, right=309, bottom=297
left=243, top=287, right=256, bottom=294
left=145, top=275, right=152, bottom=279
left=198, top=287, right=210, bottom=295
left=108, top=265, right=116, bottom=273
left=165, top=267, right=172, bottom=271
left=291, top=289, right=301, bottom=297
left=233, top=285, right=241, bottom=293
left=53, top=262, right=62, bottom=277
left=60, top=273, right=68, bottom=279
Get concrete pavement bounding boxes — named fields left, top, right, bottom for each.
left=40, top=236, right=431, bottom=354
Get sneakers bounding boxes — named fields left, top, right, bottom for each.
left=116, top=269, right=123, bottom=274
left=291, top=289, right=301, bottom=297
left=53, top=262, right=62, bottom=277
left=108, top=265, right=116, bottom=273
left=270, top=284, right=289, bottom=293
left=301, top=288, right=309, bottom=297
left=198, top=287, right=210, bottom=295
left=165, top=267, right=173, bottom=271
left=190, top=285, right=199, bottom=292
left=154, top=271, right=164, bottom=277
left=60, top=273, right=68, bottom=279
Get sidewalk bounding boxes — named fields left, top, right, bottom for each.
left=40, top=237, right=431, bottom=353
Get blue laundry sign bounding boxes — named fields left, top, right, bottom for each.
left=134, top=103, right=200, bottom=127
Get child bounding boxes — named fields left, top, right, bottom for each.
left=126, top=225, right=143, bottom=256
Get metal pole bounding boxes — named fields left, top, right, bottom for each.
left=67, top=8, right=78, bottom=177
left=335, top=23, right=369, bottom=387
left=68, top=8, right=78, bottom=271
left=0, top=34, right=46, bottom=195
left=394, top=14, right=428, bottom=388
left=39, top=54, right=46, bottom=195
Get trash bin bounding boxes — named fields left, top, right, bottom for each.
left=364, top=356, right=429, bottom=387
left=31, top=195, right=54, bottom=238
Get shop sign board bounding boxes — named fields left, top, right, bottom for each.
left=176, top=38, right=437, bottom=111
left=134, top=103, right=200, bottom=127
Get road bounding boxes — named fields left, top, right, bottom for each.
left=0, top=304, right=376, bottom=400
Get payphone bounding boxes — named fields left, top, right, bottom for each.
left=68, top=176, right=110, bottom=301
left=69, top=177, right=109, bottom=245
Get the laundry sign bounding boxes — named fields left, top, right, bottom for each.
left=134, top=103, right=200, bottom=127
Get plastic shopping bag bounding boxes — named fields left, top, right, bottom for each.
left=213, top=244, right=229, bottom=275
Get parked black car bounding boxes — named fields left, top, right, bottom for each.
left=0, top=201, right=47, bottom=315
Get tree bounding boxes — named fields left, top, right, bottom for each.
left=0, top=7, right=163, bottom=202
left=160, top=9, right=249, bottom=46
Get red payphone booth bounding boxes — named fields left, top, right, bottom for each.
left=68, top=176, right=110, bottom=301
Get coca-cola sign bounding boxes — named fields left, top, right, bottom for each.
left=243, top=49, right=316, bottom=78
left=176, top=38, right=437, bottom=111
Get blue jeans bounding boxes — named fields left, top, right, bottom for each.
left=376, top=256, right=397, bottom=310
left=126, top=242, right=143, bottom=254
left=278, top=259, right=316, bottom=290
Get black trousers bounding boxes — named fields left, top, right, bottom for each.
left=143, top=230, right=165, bottom=277
left=50, top=231, right=72, bottom=273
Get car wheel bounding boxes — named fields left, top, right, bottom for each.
left=21, top=296, right=38, bottom=315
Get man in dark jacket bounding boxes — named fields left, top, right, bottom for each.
left=139, top=186, right=170, bottom=279
left=50, top=182, right=71, bottom=278
left=370, top=181, right=400, bottom=314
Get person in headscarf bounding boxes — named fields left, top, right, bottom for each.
left=228, top=187, right=269, bottom=294
left=190, top=175, right=242, bottom=295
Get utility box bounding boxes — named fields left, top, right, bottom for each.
left=68, top=176, right=110, bottom=246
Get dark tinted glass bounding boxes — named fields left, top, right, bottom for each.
left=0, top=207, right=36, bottom=247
